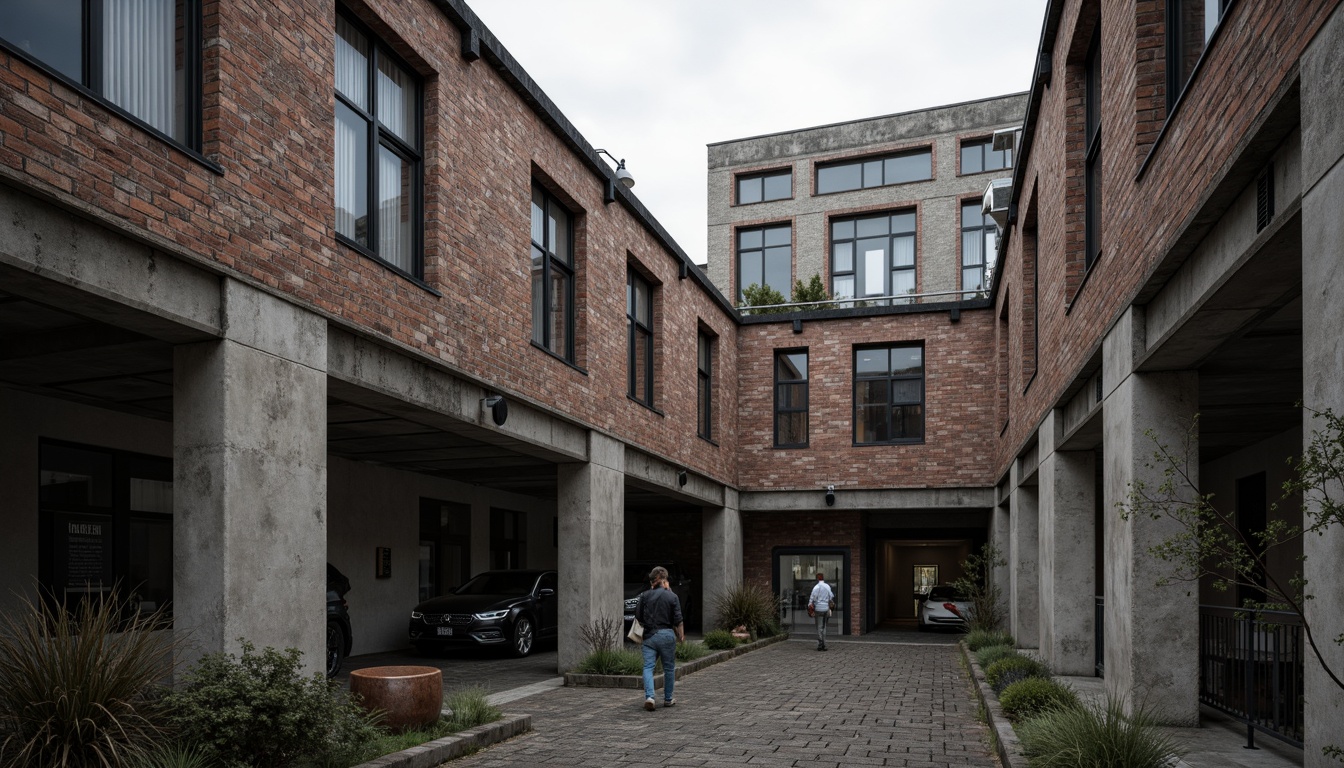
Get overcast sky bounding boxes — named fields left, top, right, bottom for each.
left=469, top=1, right=1049, bottom=265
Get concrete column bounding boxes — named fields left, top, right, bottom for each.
left=556, top=431, right=624, bottom=672
left=701, top=488, right=742, bottom=632
left=1009, top=470, right=1040, bottom=649
left=173, top=279, right=327, bottom=674
left=1103, top=308, right=1199, bottom=724
left=1301, top=7, right=1344, bottom=762
left=990, top=502, right=1012, bottom=629
left=1038, top=409, right=1096, bottom=675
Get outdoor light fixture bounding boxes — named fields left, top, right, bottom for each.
left=595, top=148, right=635, bottom=203
left=825, top=485, right=836, bottom=507
left=677, top=469, right=688, bottom=487
left=483, top=395, right=508, bottom=426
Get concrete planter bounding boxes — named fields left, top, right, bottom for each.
left=564, top=633, right=788, bottom=689
left=959, top=641, right=1028, bottom=768
left=350, top=713, right=532, bottom=768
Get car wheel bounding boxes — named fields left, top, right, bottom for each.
left=326, top=621, right=346, bottom=678
left=511, top=615, right=535, bottom=657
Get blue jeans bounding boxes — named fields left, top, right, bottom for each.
left=642, top=628, right=676, bottom=701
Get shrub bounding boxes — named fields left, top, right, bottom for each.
left=964, top=628, right=1014, bottom=651
left=0, top=589, right=177, bottom=768
left=133, top=743, right=221, bottom=768
left=1016, top=698, right=1185, bottom=768
left=579, top=615, right=621, bottom=654
left=164, top=641, right=378, bottom=768
left=702, top=629, right=737, bottom=650
left=984, top=655, right=1049, bottom=694
left=974, top=643, right=1018, bottom=669
left=445, top=686, right=500, bottom=730
left=675, top=641, right=711, bottom=662
left=998, top=677, right=1080, bottom=722
left=953, top=544, right=1008, bottom=632
left=738, top=283, right=790, bottom=315
left=711, top=583, right=779, bottom=637
left=574, top=648, right=643, bottom=676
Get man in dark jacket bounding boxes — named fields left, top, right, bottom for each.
left=634, top=565, right=684, bottom=710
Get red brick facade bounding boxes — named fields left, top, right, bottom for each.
left=742, top=511, right=863, bottom=635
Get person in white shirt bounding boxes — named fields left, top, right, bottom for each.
left=807, top=571, right=835, bottom=651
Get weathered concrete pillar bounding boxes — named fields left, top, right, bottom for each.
left=701, top=489, right=742, bottom=632
left=1038, top=409, right=1096, bottom=675
left=556, top=431, right=624, bottom=672
left=990, top=501, right=1011, bottom=628
left=1301, top=7, right=1344, bottom=762
left=173, top=279, right=327, bottom=674
left=1009, top=462, right=1040, bottom=649
left=1102, top=307, right=1198, bottom=725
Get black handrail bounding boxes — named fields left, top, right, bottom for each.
left=1198, top=605, right=1303, bottom=748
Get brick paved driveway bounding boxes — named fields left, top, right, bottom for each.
left=455, top=637, right=998, bottom=767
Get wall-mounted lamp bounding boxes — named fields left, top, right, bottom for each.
left=482, top=395, right=508, bottom=426
left=679, top=261, right=690, bottom=280
left=949, top=307, right=961, bottom=323
left=825, top=484, right=836, bottom=507
left=595, top=148, right=635, bottom=204
left=677, top=469, right=688, bottom=487
left=792, top=318, right=803, bottom=334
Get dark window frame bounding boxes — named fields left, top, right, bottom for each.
left=815, top=148, right=933, bottom=195
left=736, top=223, right=793, bottom=302
left=829, top=210, right=918, bottom=305
left=959, top=137, right=1012, bottom=175
left=627, top=269, right=655, bottom=407
left=736, top=169, right=792, bottom=205
left=1084, top=26, right=1102, bottom=271
left=960, top=199, right=994, bottom=296
left=530, top=182, right=576, bottom=361
left=334, top=9, right=425, bottom=281
left=697, top=332, right=714, bottom=441
left=1165, top=0, right=1232, bottom=112
left=774, top=349, right=810, bottom=448
left=852, top=344, right=925, bottom=446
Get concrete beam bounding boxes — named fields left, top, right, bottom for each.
left=623, top=447, right=726, bottom=507
left=739, top=486, right=997, bottom=512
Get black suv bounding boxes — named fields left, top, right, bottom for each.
left=623, top=562, right=691, bottom=634
left=326, top=563, right=353, bottom=678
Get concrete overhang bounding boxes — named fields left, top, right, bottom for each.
left=739, top=486, right=997, bottom=512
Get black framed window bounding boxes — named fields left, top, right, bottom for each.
left=697, top=332, right=713, bottom=440
left=774, top=350, right=809, bottom=448
left=530, top=183, right=575, bottom=360
left=961, top=201, right=995, bottom=295
left=1166, top=0, right=1229, bottom=109
left=335, top=12, right=423, bottom=278
left=1084, top=27, right=1102, bottom=271
left=960, top=138, right=1012, bottom=174
left=0, top=0, right=202, bottom=150
left=737, top=170, right=791, bottom=204
left=736, top=224, right=792, bottom=302
left=854, top=345, right=924, bottom=445
left=816, top=149, right=931, bottom=194
left=830, top=211, right=917, bottom=305
left=627, top=269, right=655, bottom=406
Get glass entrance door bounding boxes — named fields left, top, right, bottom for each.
left=775, top=551, right=845, bottom=634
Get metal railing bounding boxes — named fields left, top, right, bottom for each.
left=738, top=287, right=988, bottom=315
left=1198, top=605, right=1304, bottom=748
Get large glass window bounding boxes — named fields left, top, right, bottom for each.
left=774, top=350, right=809, bottom=448
left=530, top=184, right=575, bottom=360
left=1084, top=27, right=1102, bottom=270
left=627, top=269, right=655, bottom=406
left=1167, top=0, right=1228, bottom=109
left=1, top=0, right=201, bottom=148
left=960, top=138, right=1012, bottom=175
left=737, top=170, right=792, bottom=205
left=830, top=211, right=917, bottom=305
left=816, top=149, right=931, bottom=194
left=737, top=225, right=792, bottom=302
left=698, top=332, right=714, bottom=440
left=961, top=201, right=996, bottom=296
left=854, top=345, right=924, bottom=445
left=335, top=13, right=423, bottom=278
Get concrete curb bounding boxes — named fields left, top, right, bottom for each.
left=958, top=641, right=1026, bottom=768
left=564, top=633, right=789, bottom=689
left=350, top=712, right=532, bottom=768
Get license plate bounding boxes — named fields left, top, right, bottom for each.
left=437, top=627, right=453, bottom=637
left=624, top=615, right=634, bottom=622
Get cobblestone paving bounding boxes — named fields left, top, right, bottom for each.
left=454, top=638, right=998, bottom=768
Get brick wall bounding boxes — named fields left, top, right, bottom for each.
left=742, top=510, right=864, bottom=635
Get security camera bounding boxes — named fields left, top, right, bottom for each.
left=482, top=395, right=508, bottom=426
left=825, top=485, right=836, bottom=507
left=677, top=470, right=688, bottom=487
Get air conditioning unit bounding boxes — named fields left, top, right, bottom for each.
left=982, top=178, right=1013, bottom=229
left=992, top=126, right=1021, bottom=155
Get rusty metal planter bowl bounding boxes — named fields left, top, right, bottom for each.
left=349, top=665, right=443, bottom=732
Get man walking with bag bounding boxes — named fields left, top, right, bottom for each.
left=634, top=566, right=684, bottom=710
left=807, top=572, right=835, bottom=651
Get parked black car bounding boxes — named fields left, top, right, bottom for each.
left=622, top=561, right=691, bottom=634
left=327, top=563, right=353, bottom=678
left=409, top=569, right=557, bottom=657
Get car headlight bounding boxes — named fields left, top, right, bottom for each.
left=411, top=611, right=423, bottom=619
left=624, top=598, right=639, bottom=611
left=474, top=610, right=510, bottom=621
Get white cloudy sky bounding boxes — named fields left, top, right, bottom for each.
left=469, top=1, right=1049, bottom=265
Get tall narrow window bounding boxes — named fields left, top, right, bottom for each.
left=831, top=211, right=917, bottom=305
left=697, top=332, right=714, bottom=440
left=774, top=350, right=809, bottom=448
left=1, top=0, right=201, bottom=148
left=854, top=345, right=924, bottom=445
left=627, top=270, right=655, bottom=406
left=335, top=13, right=423, bottom=278
left=530, top=184, right=575, bottom=360
left=961, top=201, right=995, bottom=296
left=737, top=224, right=792, bottom=302
left=1084, top=28, right=1102, bottom=270
left=1167, top=0, right=1228, bottom=109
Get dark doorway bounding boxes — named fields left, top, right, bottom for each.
left=1235, top=472, right=1267, bottom=607
left=418, top=498, right=471, bottom=602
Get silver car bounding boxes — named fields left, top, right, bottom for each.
left=918, top=585, right=969, bottom=630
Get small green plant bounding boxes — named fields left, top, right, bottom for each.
left=133, top=743, right=221, bottom=768
left=738, top=283, right=790, bottom=315
left=974, top=643, right=1018, bottom=669
left=574, top=648, right=644, bottom=676
left=964, top=628, right=1014, bottom=651
left=446, top=685, right=501, bottom=730
left=702, top=629, right=737, bottom=650
left=164, top=641, right=378, bottom=768
left=984, top=655, right=1049, bottom=694
left=1016, top=697, right=1185, bottom=768
left=711, top=583, right=779, bottom=637
left=674, top=641, right=711, bottom=662
left=954, top=544, right=1008, bottom=632
left=998, top=677, right=1079, bottom=722
left=579, top=615, right=621, bottom=654
left=792, top=274, right=831, bottom=305
left=0, top=588, right=178, bottom=768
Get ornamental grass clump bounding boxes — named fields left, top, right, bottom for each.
left=575, top=648, right=644, bottom=676
left=0, top=589, right=177, bottom=768
left=711, top=583, right=780, bottom=638
left=702, top=629, right=737, bottom=650
left=1016, top=697, right=1185, bottom=768
left=964, top=628, right=1015, bottom=651
left=974, top=643, right=1018, bottom=670
left=445, top=685, right=500, bottom=730
left=984, top=655, right=1050, bottom=694
left=674, top=641, right=711, bottom=662
left=998, top=677, right=1080, bottom=722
